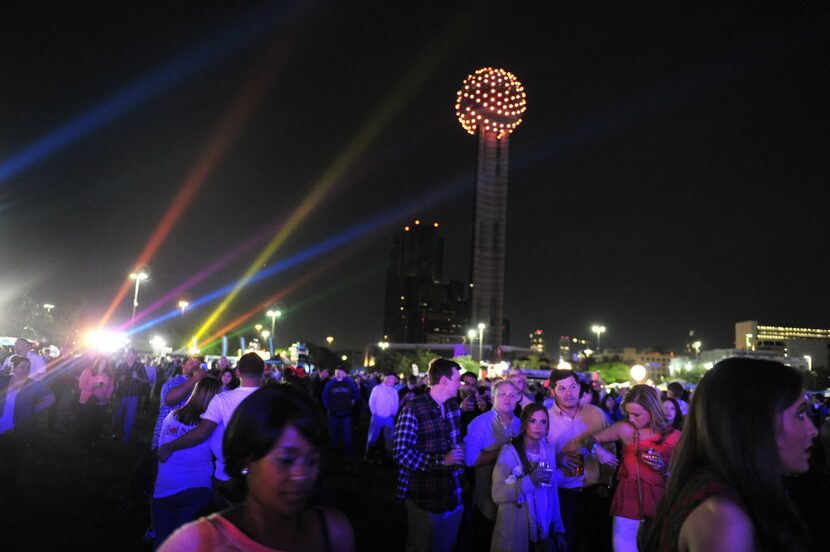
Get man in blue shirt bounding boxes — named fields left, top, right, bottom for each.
left=463, top=379, right=521, bottom=551
left=322, top=366, right=360, bottom=455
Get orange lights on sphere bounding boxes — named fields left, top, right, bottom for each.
left=455, top=67, right=527, bottom=139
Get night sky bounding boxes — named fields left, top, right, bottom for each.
left=1, top=1, right=828, bottom=352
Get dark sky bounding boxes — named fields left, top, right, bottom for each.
left=1, top=1, right=828, bottom=352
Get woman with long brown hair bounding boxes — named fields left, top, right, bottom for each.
left=491, top=402, right=567, bottom=552
left=568, top=384, right=680, bottom=552
left=638, top=358, right=817, bottom=551
left=152, top=376, right=222, bottom=549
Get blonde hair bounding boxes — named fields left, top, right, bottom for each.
left=622, top=384, right=671, bottom=435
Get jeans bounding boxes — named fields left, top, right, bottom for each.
left=328, top=413, right=352, bottom=455
left=365, top=414, right=394, bottom=457
left=114, top=395, right=139, bottom=442
left=152, top=487, right=213, bottom=549
left=78, top=401, right=107, bottom=446
left=559, top=485, right=613, bottom=552
left=405, top=500, right=463, bottom=552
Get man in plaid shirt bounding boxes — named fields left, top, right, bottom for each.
left=393, top=357, right=464, bottom=552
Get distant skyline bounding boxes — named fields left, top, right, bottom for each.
left=1, top=2, right=828, bottom=352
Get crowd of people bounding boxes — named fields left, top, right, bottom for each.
left=1, top=339, right=828, bottom=551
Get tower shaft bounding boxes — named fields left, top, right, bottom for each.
left=470, top=127, right=509, bottom=354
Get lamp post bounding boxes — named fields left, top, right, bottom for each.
left=467, top=329, right=477, bottom=358
left=591, top=324, right=606, bottom=351
left=630, top=364, right=646, bottom=383
left=477, top=322, right=486, bottom=363
left=178, top=300, right=189, bottom=320
left=326, top=336, right=334, bottom=348
left=266, top=309, right=282, bottom=336
left=150, top=336, right=165, bottom=356
left=129, top=270, right=149, bottom=329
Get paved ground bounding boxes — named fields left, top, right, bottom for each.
left=3, top=400, right=406, bottom=551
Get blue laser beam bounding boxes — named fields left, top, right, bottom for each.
left=129, top=176, right=470, bottom=335
left=0, top=1, right=304, bottom=185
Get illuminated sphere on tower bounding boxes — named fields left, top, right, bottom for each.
left=455, top=67, right=527, bottom=139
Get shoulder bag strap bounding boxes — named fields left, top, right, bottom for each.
left=634, top=428, right=644, bottom=522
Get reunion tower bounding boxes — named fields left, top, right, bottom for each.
left=455, top=67, right=527, bottom=356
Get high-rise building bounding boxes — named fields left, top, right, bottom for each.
left=735, top=320, right=830, bottom=370
left=383, top=221, right=469, bottom=343
left=529, top=329, right=545, bottom=353
left=559, top=335, right=589, bottom=363
left=456, top=67, right=527, bottom=356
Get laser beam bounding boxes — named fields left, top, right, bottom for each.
left=192, top=15, right=470, bottom=341
left=0, top=2, right=304, bottom=185
left=129, top=177, right=470, bottom=337
left=100, top=31, right=295, bottom=327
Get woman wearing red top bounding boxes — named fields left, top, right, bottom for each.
left=574, top=384, right=679, bottom=552
left=77, top=356, right=115, bottom=447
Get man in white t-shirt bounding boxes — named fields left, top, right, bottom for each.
left=157, top=353, right=265, bottom=487
left=365, top=373, right=399, bottom=463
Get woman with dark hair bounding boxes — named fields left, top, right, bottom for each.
left=159, top=383, right=354, bottom=552
left=662, top=397, right=684, bottom=431
left=77, top=356, right=115, bottom=447
left=219, top=367, right=239, bottom=392
left=638, top=358, right=818, bottom=552
left=491, top=403, right=567, bottom=552
left=601, top=392, right=623, bottom=423
left=153, top=377, right=222, bottom=549
left=572, top=384, right=680, bottom=552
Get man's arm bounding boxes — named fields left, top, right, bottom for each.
left=393, top=408, right=447, bottom=471
left=368, top=386, right=379, bottom=415
left=133, top=365, right=149, bottom=384
left=164, top=373, right=201, bottom=406
left=157, top=419, right=217, bottom=462
left=321, top=380, right=332, bottom=410
left=34, top=391, right=55, bottom=413
left=463, top=415, right=499, bottom=468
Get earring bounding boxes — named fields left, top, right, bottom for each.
left=241, top=467, right=249, bottom=475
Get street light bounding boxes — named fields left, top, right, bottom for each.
left=150, top=335, right=165, bottom=355
left=630, top=364, right=646, bottom=382
left=254, top=324, right=263, bottom=334
left=266, top=309, right=282, bottom=335
left=129, top=269, right=149, bottom=329
left=43, top=303, right=55, bottom=313
left=326, top=336, right=334, bottom=347
left=477, top=322, right=486, bottom=363
left=178, top=300, right=189, bottom=320
left=261, top=330, right=271, bottom=340
left=591, top=325, right=606, bottom=351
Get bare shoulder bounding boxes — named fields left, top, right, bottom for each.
left=679, top=495, right=755, bottom=552
left=582, top=403, right=606, bottom=425
left=321, top=507, right=355, bottom=552
left=157, top=518, right=215, bottom=551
